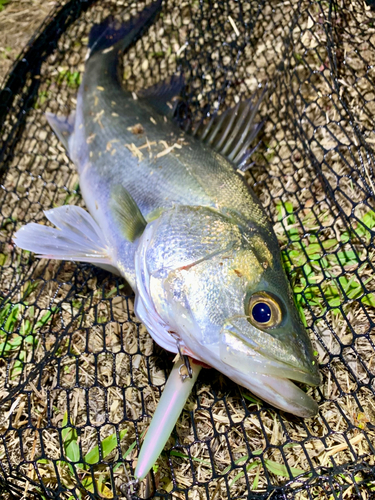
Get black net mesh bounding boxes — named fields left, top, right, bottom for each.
left=1, top=0, right=375, bottom=498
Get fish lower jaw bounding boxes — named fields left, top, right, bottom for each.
left=226, top=366, right=318, bottom=418
left=183, top=343, right=319, bottom=418
left=224, top=364, right=319, bottom=418
left=133, top=266, right=318, bottom=417
left=253, top=374, right=319, bottom=418
left=133, top=297, right=319, bottom=418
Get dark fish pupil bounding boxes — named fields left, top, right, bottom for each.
left=252, top=302, right=271, bottom=323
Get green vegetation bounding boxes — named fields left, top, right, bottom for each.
left=0, top=281, right=59, bottom=379
left=170, top=450, right=211, bottom=466
left=36, top=416, right=146, bottom=498
left=0, top=0, right=10, bottom=12
left=169, top=446, right=309, bottom=491
left=37, top=411, right=128, bottom=498
left=36, top=90, right=49, bottom=107
left=225, top=451, right=309, bottom=488
left=57, top=70, right=81, bottom=88
left=241, top=392, right=263, bottom=406
left=0, top=303, right=58, bottom=378
left=1, top=46, right=12, bottom=59
left=276, top=201, right=375, bottom=325
left=61, top=182, right=80, bottom=206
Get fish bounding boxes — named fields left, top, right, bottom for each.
left=14, top=0, right=320, bottom=481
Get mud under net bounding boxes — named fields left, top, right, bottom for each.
left=0, top=0, right=375, bottom=498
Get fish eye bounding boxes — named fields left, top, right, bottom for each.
left=248, top=292, right=282, bottom=329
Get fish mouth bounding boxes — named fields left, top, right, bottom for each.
left=218, top=321, right=321, bottom=417
left=220, top=329, right=320, bottom=386
left=242, top=372, right=319, bottom=418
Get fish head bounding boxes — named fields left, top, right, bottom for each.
left=135, top=205, right=320, bottom=417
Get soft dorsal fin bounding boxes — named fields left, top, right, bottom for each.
left=109, top=186, right=147, bottom=242
left=46, top=112, right=75, bottom=153
left=193, top=88, right=266, bottom=171
left=137, top=74, right=185, bottom=117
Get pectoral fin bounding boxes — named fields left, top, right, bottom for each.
left=13, top=205, right=119, bottom=274
left=109, top=186, right=147, bottom=242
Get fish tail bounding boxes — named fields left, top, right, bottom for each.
left=88, top=0, right=162, bottom=58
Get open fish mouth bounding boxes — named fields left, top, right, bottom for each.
left=135, top=282, right=320, bottom=417
left=217, top=323, right=321, bottom=418
left=135, top=235, right=321, bottom=418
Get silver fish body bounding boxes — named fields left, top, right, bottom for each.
left=15, top=1, right=320, bottom=419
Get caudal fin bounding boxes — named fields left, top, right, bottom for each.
left=88, top=0, right=162, bottom=58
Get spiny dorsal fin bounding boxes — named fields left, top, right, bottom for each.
left=110, top=186, right=147, bottom=242
left=193, top=88, right=266, bottom=171
left=138, top=74, right=185, bottom=117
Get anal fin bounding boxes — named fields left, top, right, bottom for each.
left=14, top=205, right=119, bottom=275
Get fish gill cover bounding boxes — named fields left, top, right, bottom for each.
left=0, top=0, right=374, bottom=499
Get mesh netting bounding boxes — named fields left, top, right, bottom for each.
left=1, top=0, right=375, bottom=498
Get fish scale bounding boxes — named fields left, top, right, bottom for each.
left=80, top=51, right=270, bottom=229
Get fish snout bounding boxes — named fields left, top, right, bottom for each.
left=220, top=316, right=321, bottom=387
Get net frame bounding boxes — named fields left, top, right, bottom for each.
left=0, top=0, right=375, bottom=499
